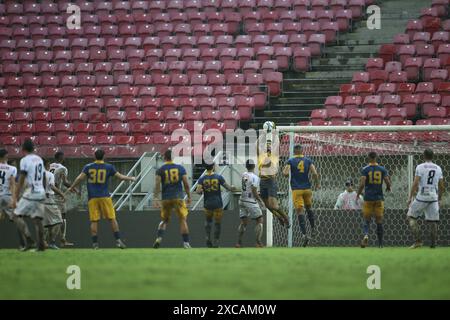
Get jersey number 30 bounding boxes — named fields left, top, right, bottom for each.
left=88, top=169, right=107, bottom=184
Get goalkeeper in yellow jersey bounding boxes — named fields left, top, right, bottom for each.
left=257, top=139, right=290, bottom=229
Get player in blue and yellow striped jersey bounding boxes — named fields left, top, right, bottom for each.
left=67, top=149, right=135, bottom=249
left=283, top=145, right=320, bottom=247
left=196, top=163, right=237, bottom=248
left=356, top=151, right=391, bottom=248
left=152, top=149, right=192, bottom=249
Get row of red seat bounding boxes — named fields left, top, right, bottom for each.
left=1, top=45, right=302, bottom=63
left=301, top=119, right=450, bottom=126
left=0, top=72, right=273, bottom=87
left=1, top=61, right=280, bottom=79
left=0, top=109, right=244, bottom=125
left=312, top=104, right=448, bottom=121
left=0, top=59, right=279, bottom=75
left=0, top=93, right=262, bottom=111
left=0, top=34, right=320, bottom=53
left=392, top=31, right=449, bottom=51
left=0, top=86, right=268, bottom=105
left=326, top=93, right=450, bottom=110
left=0, top=119, right=238, bottom=136
left=365, top=57, right=450, bottom=82
left=0, top=0, right=372, bottom=16
left=340, top=82, right=450, bottom=97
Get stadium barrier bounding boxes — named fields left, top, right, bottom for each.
left=1, top=209, right=448, bottom=248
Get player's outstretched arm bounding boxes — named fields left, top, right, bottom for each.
left=252, top=186, right=266, bottom=211
left=438, top=178, right=445, bottom=203
left=195, top=184, right=203, bottom=194
left=384, top=175, right=392, bottom=192
left=8, top=173, right=16, bottom=198
left=62, top=172, right=80, bottom=195
left=11, top=173, right=26, bottom=209
left=114, top=172, right=136, bottom=182
left=310, top=164, right=320, bottom=189
left=182, top=174, right=192, bottom=205
left=356, top=176, right=366, bottom=200
left=408, top=176, right=420, bottom=206
left=282, top=164, right=290, bottom=177
left=51, top=185, right=66, bottom=202
left=223, top=181, right=238, bottom=192
left=67, top=172, right=87, bottom=194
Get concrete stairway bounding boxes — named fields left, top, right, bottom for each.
left=251, top=0, right=432, bottom=128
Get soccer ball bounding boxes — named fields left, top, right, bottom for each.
left=263, top=121, right=276, bottom=132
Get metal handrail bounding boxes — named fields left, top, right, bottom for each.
left=115, top=152, right=159, bottom=211
left=111, top=151, right=150, bottom=199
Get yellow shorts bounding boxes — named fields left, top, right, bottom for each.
left=205, top=208, right=224, bottom=220
left=161, top=199, right=189, bottom=221
left=292, top=189, right=313, bottom=209
left=363, top=201, right=384, bottom=222
left=88, top=197, right=116, bottom=222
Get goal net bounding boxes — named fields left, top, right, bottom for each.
left=268, top=125, right=450, bottom=247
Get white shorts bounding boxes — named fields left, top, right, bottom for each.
left=407, top=199, right=439, bottom=222
left=14, top=197, right=45, bottom=219
left=239, top=200, right=263, bottom=220
left=43, top=200, right=63, bottom=227
left=0, top=195, right=13, bottom=219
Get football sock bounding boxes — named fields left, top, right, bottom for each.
left=157, top=228, right=165, bottom=240
left=255, top=223, right=263, bottom=244
left=214, top=222, right=221, bottom=241
left=113, top=231, right=121, bottom=240
left=205, top=219, right=212, bottom=241
left=408, top=218, right=420, bottom=242
left=92, top=235, right=98, bottom=244
left=182, top=233, right=190, bottom=243
left=363, top=220, right=370, bottom=236
left=49, top=225, right=61, bottom=244
left=376, top=223, right=383, bottom=246
left=15, top=217, right=31, bottom=240
left=44, top=228, right=49, bottom=243
left=238, top=224, right=246, bottom=244
left=429, top=222, right=438, bottom=246
left=306, top=209, right=315, bottom=231
left=17, top=229, right=25, bottom=248
left=61, top=219, right=67, bottom=240
left=273, top=208, right=289, bottom=224
left=298, top=214, right=307, bottom=235
left=34, top=219, right=45, bottom=250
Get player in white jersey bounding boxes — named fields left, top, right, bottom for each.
left=334, top=180, right=363, bottom=210
left=11, top=139, right=47, bottom=251
left=0, top=149, right=35, bottom=249
left=407, top=149, right=445, bottom=249
left=43, top=159, right=65, bottom=249
left=236, top=160, right=267, bottom=248
left=50, top=151, right=77, bottom=247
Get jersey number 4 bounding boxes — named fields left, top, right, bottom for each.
left=297, top=160, right=305, bottom=173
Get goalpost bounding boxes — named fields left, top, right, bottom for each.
left=266, top=125, right=450, bottom=247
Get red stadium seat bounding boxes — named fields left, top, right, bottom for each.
left=362, top=95, right=382, bottom=109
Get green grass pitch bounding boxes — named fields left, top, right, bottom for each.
left=0, top=247, right=449, bottom=300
